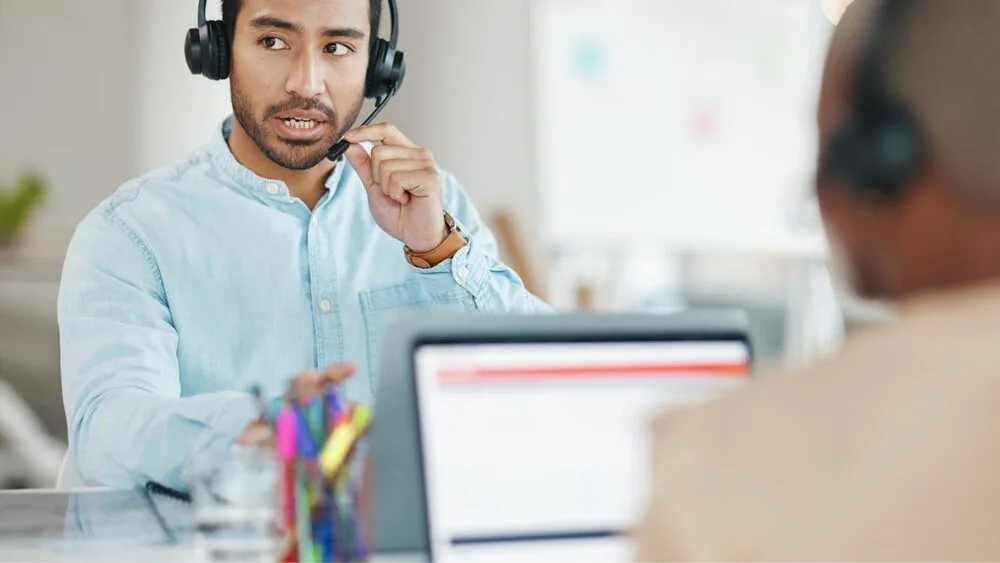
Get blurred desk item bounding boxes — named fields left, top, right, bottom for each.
left=0, top=381, right=64, bottom=489
left=0, top=259, right=65, bottom=488
left=575, top=283, right=596, bottom=310
left=547, top=247, right=867, bottom=369
left=783, top=257, right=844, bottom=368
left=490, top=210, right=544, bottom=300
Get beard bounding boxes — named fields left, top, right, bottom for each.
left=230, top=76, right=364, bottom=170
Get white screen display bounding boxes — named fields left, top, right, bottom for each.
left=414, top=340, right=751, bottom=562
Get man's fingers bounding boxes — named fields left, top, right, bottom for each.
left=378, top=159, right=430, bottom=203
left=379, top=180, right=409, bottom=205
left=321, top=362, right=357, bottom=385
left=370, top=145, right=430, bottom=183
left=345, top=144, right=374, bottom=189
left=387, top=169, right=441, bottom=199
left=344, top=122, right=417, bottom=147
left=289, top=363, right=355, bottom=399
left=290, top=368, right=321, bottom=398
left=237, top=420, right=275, bottom=446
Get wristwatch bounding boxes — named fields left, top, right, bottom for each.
left=404, top=211, right=469, bottom=268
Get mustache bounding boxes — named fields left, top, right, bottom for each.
left=264, top=96, right=337, bottom=122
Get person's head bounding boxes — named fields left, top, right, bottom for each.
left=222, top=0, right=382, bottom=170
left=816, top=0, right=1000, bottom=301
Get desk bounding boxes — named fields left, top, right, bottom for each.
left=0, top=488, right=424, bottom=562
left=0, top=488, right=191, bottom=562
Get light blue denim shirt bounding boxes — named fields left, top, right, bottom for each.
left=58, top=116, right=550, bottom=490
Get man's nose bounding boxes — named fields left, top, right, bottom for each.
left=286, top=50, right=325, bottom=98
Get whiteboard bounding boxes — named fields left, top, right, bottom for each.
left=532, top=0, right=835, bottom=257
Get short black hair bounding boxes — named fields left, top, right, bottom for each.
left=221, top=0, right=383, bottom=49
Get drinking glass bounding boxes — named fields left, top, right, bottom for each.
left=189, top=445, right=280, bottom=562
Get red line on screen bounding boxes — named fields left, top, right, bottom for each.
left=437, top=362, right=750, bottom=382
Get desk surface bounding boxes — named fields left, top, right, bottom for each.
left=0, top=488, right=424, bottom=562
left=0, top=488, right=192, bottom=562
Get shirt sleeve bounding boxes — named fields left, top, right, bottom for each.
left=406, top=172, right=554, bottom=314
left=58, top=205, right=258, bottom=492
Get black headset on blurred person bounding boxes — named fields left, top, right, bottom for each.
left=824, top=0, right=924, bottom=201
left=183, top=0, right=406, bottom=161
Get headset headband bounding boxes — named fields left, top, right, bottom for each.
left=387, top=0, right=399, bottom=50
left=823, top=0, right=923, bottom=200
left=853, top=0, right=914, bottom=114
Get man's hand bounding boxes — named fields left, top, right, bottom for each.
left=343, top=123, right=448, bottom=253
left=236, top=362, right=356, bottom=446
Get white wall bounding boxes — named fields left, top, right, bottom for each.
left=134, top=0, right=232, bottom=175
left=0, top=0, right=136, bottom=259
left=385, top=0, right=542, bottom=275
left=0, top=0, right=232, bottom=259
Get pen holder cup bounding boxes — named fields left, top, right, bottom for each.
left=189, top=440, right=371, bottom=563
left=275, top=439, right=371, bottom=563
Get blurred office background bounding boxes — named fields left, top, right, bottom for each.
left=0, top=0, right=884, bottom=488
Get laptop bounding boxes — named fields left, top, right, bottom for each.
left=369, top=310, right=753, bottom=561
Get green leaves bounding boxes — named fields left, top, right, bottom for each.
left=0, top=170, right=47, bottom=244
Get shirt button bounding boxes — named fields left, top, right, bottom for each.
left=266, top=183, right=279, bottom=194
left=319, top=299, right=331, bottom=312
left=310, top=216, right=318, bottom=227
left=457, top=266, right=469, bottom=280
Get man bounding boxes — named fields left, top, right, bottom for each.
left=635, top=0, right=1000, bottom=560
left=57, top=0, right=549, bottom=490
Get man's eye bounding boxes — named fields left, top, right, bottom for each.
left=325, top=43, right=351, bottom=56
left=262, top=37, right=288, bottom=50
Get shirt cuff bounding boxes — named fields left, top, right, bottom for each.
left=406, top=233, right=489, bottom=300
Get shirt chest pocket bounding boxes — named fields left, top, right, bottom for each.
left=359, top=281, right=474, bottom=390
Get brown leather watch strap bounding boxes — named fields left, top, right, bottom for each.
left=405, top=213, right=468, bottom=268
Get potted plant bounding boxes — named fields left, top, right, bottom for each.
left=0, top=169, right=47, bottom=255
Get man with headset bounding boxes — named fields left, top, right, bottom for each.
left=635, top=0, right=1000, bottom=559
left=57, top=0, right=549, bottom=490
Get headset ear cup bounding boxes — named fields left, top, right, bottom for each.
left=185, top=27, right=202, bottom=75
left=365, top=39, right=390, bottom=98
left=826, top=120, right=864, bottom=187
left=871, top=108, right=922, bottom=197
left=205, top=20, right=230, bottom=81
left=390, top=50, right=406, bottom=93
left=825, top=110, right=921, bottom=200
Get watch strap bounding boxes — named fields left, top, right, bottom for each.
left=405, top=212, right=468, bottom=268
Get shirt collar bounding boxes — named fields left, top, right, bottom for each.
left=206, top=115, right=347, bottom=202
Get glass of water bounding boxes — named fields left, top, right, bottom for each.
left=190, top=444, right=280, bottom=562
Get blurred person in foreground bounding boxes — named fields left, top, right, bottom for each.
left=635, top=0, right=1000, bottom=560
left=57, top=0, right=549, bottom=491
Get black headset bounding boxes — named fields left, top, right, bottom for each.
left=184, top=0, right=406, bottom=161
left=824, top=0, right=922, bottom=201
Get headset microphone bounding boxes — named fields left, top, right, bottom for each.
left=185, top=0, right=406, bottom=161
left=326, top=91, right=395, bottom=162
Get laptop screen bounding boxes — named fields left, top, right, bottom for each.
left=413, top=339, right=751, bottom=561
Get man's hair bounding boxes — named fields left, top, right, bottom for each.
left=826, top=0, right=884, bottom=82
left=221, top=0, right=383, bottom=50
left=881, top=0, right=1000, bottom=207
